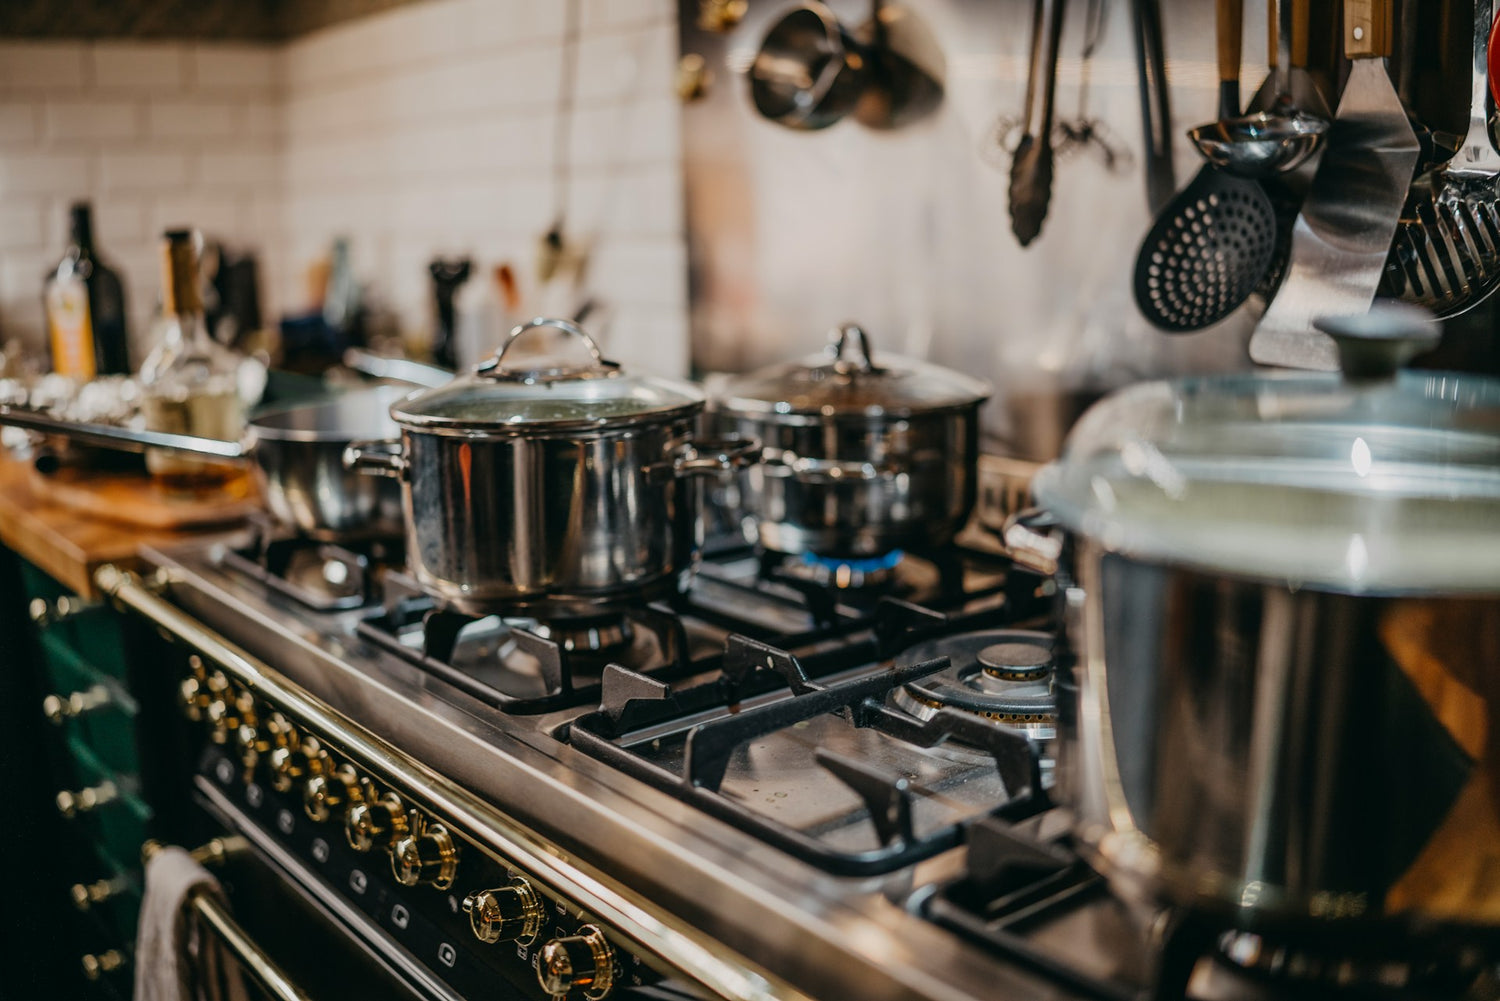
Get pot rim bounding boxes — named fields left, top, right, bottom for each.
left=388, top=399, right=704, bottom=437
left=714, top=397, right=984, bottom=425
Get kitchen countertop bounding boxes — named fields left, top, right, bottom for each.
left=0, top=452, right=244, bottom=597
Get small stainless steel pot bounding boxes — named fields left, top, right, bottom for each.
left=0, top=385, right=407, bottom=541
left=345, top=318, right=758, bottom=620
left=1006, top=308, right=1500, bottom=935
left=714, top=324, right=989, bottom=559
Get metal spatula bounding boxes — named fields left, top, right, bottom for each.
left=1250, top=0, right=1421, bottom=370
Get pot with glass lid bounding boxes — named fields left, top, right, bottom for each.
left=714, top=323, right=990, bottom=559
left=1005, top=305, right=1500, bottom=938
left=345, top=318, right=759, bottom=620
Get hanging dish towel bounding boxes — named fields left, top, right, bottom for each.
left=134, top=845, right=250, bottom=1001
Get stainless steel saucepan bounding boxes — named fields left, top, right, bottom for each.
left=1006, top=305, right=1500, bottom=938
left=0, top=384, right=408, bottom=540
left=713, top=323, right=989, bottom=559
left=344, top=318, right=759, bottom=620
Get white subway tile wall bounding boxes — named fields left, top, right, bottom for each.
left=0, top=0, right=687, bottom=375
left=0, top=40, right=282, bottom=364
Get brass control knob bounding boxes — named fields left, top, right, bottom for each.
left=237, top=711, right=293, bottom=775
left=462, top=878, right=545, bottom=945
left=42, top=684, right=112, bottom=725
left=536, top=925, right=615, bottom=1000
left=178, top=676, right=207, bottom=722
left=303, top=763, right=364, bottom=823
left=345, top=793, right=409, bottom=852
left=69, top=875, right=127, bottom=912
left=390, top=825, right=458, bottom=890
left=57, top=781, right=119, bottom=819
left=268, top=734, right=326, bottom=793
left=80, top=949, right=126, bottom=981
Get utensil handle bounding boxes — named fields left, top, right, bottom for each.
left=1344, top=0, right=1391, bottom=59
left=1218, top=0, right=1244, bottom=117
left=341, top=439, right=406, bottom=479
left=0, top=405, right=246, bottom=460
left=1491, top=7, right=1500, bottom=107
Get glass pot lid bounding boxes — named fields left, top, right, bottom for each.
left=717, top=323, right=991, bottom=420
left=1031, top=306, right=1500, bottom=593
left=391, top=318, right=704, bottom=431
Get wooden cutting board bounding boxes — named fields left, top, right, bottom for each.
left=26, top=463, right=261, bottom=530
left=0, top=453, right=256, bottom=597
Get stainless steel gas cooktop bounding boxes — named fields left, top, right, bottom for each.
left=103, top=531, right=1497, bottom=1001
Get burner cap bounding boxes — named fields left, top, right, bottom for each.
left=892, top=629, right=1057, bottom=736
left=791, top=550, right=904, bottom=589
left=976, top=641, right=1051, bottom=680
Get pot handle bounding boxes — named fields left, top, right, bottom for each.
left=342, top=439, right=406, bottom=479
left=675, top=435, right=763, bottom=477
left=476, top=317, right=621, bottom=382
left=1001, top=507, right=1064, bottom=576
left=761, top=448, right=899, bottom=481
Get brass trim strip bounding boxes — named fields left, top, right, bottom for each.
left=97, top=565, right=809, bottom=1001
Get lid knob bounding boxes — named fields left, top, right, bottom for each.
left=475, top=317, right=621, bottom=382
left=1312, top=304, right=1441, bottom=380
left=828, top=323, right=878, bottom=374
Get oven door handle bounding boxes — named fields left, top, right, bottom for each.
left=142, top=838, right=314, bottom=1001
left=191, top=889, right=314, bottom=1001
left=97, top=565, right=811, bottom=1001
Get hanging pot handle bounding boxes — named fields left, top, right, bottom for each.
left=342, top=439, right=406, bottom=479
left=828, top=322, right=878, bottom=373
left=1002, top=507, right=1065, bottom=576
left=476, top=317, right=621, bottom=382
left=675, top=435, right=763, bottom=477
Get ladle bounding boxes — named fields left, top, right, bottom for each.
left=1189, top=0, right=1328, bottom=177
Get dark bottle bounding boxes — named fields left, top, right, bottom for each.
left=429, top=258, right=471, bottom=371
left=43, top=202, right=129, bottom=379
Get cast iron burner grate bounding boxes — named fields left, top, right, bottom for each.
left=355, top=573, right=701, bottom=715
left=922, top=816, right=1499, bottom=1001
left=566, top=598, right=1052, bottom=876
left=220, top=520, right=400, bottom=612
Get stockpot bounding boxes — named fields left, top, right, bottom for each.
left=0, top=384, right=407, bottom=540
left=714, top=324, right=989, bottom=559
left=1006, top=307, right=1500, bottom=936
left=345, top=318, right=759, bottom=620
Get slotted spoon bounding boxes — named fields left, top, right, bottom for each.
left=1134, top=0, right=1278, bottom=332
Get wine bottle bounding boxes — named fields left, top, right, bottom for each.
left=43, top=202, right=129, bottom=379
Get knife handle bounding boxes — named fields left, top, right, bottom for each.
left=1345, top=0, right=1391, bottom=60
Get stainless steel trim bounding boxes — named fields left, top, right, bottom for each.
left=96, top=564, right=811, bottom=1001
left=191, top=890, right=315, bottom=1001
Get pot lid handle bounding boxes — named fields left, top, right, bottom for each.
left=476, top=317, right=622, bottom=382
left=1312, top=304, right=1440, bottom=381
left=828, top=322, right=880, bottom=374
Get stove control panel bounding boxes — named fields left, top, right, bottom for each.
left=179, top=655, right=658, bottom=1000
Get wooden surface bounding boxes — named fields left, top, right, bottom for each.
left=0, top=453, right=251, bottom=598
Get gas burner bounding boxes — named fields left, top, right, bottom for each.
left=218, top=533, right=399, bottom=612
left=780, top=550, right=905, bottom=590
left=520, top=615, right=634, bottom=655
left=890, top=630, right=1056, bottom=739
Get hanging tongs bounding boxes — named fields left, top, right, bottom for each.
left=1010, top=0, right=1069, bottom=246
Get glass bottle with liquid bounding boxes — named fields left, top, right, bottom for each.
left=139, top=229, right=246, bottom=491
left=43, top=202, right=130, bottom=380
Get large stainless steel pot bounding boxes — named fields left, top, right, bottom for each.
left=0, top=384, right=407, bottom=540
left=1007, top=307, right=1500, bottom=936
left=345, top=318, right=759, bottom=620
left=714, top=324, right=989, bottom=559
